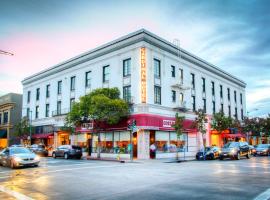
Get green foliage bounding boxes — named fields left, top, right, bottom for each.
left=211, top=112, right=233, bottom=134
left=242, top=116, right=270, bottom=136
left=193, top=109, right=208, bottom=135
left=14, top=117, right=32, bottom=136
left=173, top=113, right=185, bottom=139
left=66, top=87, right=129, bottom=128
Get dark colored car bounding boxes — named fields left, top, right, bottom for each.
left=253, top=144, right=270, bottom=156
left=219, top=142, right=251, bottom=160
left=196, top=146, right=221, bottom=160
left=30, top=144, right=48, bottom=157
left=52, top=145, right=82, bottom=159
left=0, top=147, right=40, bottom=169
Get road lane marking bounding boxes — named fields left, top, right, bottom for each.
left=0, top=176, right=11, bottom=179
left=0, top=185, right=34, bottom=200
left=254, top=188, right=270, bottom=200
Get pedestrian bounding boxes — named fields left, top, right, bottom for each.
left=150, top=143, right=156, bottom=159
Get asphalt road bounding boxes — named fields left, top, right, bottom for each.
left=0, top=156, right=270, bottom=200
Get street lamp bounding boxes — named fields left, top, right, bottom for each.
left=29, top=110, right=32, bottom=145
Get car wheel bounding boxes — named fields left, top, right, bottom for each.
left=10, top=160, right=16, bottom=169
left=236, top=153, right=240, bottom=160
left=33, top=164, right=39, bottom=167
left=246, top=152, right=251, bottom=159
left=64, top=153, right=69, bottom=159
left=52, top=153, right=56, bottom=159
left=76, top=156, right=82, bottom=159
left=219, top=157, right=224, bottom=160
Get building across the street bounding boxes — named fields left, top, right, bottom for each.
left=21, top=29, right=246, bottom=159
left=0, top=93, right=22, bottom=149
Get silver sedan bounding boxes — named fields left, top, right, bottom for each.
left=0, top=147, right=40, bottom=169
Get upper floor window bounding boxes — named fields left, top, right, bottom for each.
left=171, top=65, right=175, bottom=77
left=36, top=88, right=40, bottom=101
left=192, top=96, right=196, bottom=112
left=70, top=98, right=75, bottom=109
left=154, top=59, right=161, bottom=78
left=85, top=71, right=91, bottom=88
left=27, top=91, right=31, bottom=103
left=45, top=104, right=50, bottom=117
left=123, top=86, right=131, bottom=103
left=235, top=107, right=238, bottom=119
left=123, top=58, right=131, bottom=77
left=220, top=85, right=223, bottom=98
left=191, top=73, right=195, bottom=89
left=103, top=65, right=110, bottom=82
left=241, top=109, right=244, bottom=120
left=3, top=112, right=8, bottom=124
left=0, top=113, right=2, bottom=124
left=240, top=93, right=243, bottom=105
left=180, top=93, right=184, bottom=103
left=57, top=101, right=61, bottom=115
left=234, top=90, right=237, bottom=103
left=46, top=84, right=50, bottom=98
left=227, top=88, right=231, bottom=101
left=70, top=76, right=76, bottom=91
left=154, top=86, right=161, bottom=104
left=26, top=108, right=30, bottom=119
left=58, top=81, right=62, bottom=95
left=221, top=103, right=224, bottom=113
left=203, top=98, right=206, bottom=113
left=211, top=81, right=215, bottom=96
left=228, top=105, right=231, bottom=117
left=179, top=68, right=183, bottom=84
left=172, top=90, right=176, bottom=102
left=212, top=101, right=216, bottom=114
left=202, top=77, right=206, bottom=93
left=35, top=106, right=39, bottom=119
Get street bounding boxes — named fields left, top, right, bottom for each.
left=0, top=157, right=270, bottom=200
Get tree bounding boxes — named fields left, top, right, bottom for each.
left=192, top=109, right=208, bottom=148
left=66, top=87, right=129, bottom=158
left=211, top=112, right=232, bottom=135
left=14, top=117, right=31, bottom=137
left=173, top=113, right=185, bottom=161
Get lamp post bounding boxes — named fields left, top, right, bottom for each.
left=29, top=110, right=32, bottom=145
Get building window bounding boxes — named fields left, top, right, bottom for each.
left=35, top=106, right=39, bottom=119
left=0, top=113, right=2, bottom=124
left=240, top=93, right=243, bottom=105
left=172, top=90, right=176, bottom=102
left=241, top=109, right=244, bottom=120
left=123, top=86, right=131, bottom=103
left=154, top=59, right=161, bottom=78
left=45, top=104, right=50, bottom=117
left=26, top=108, right=30, bottom=119
left=3, top=112, right=8, bottom=124
left=27, top=91, right=31, bottom=103
left=212, top=101, right=216, bottom=114
left=36, top=88, right=40, bottom=101
left=203, top=98, right=206, bottom=113
left=220, top=85, right=223, bottom=98
left=228, top=105, right=231, bottom=117
left=171, top=65, right=175, bottom=77
left=70, top=76, right=76, bottom=91
left=180, top=93, right=184, bottom=103
left=57, top=81, right=62, bottom=95
left=202, top=77, right=206, bottom=93
left=221, top=103, right=224, bottom=113
left=192, top=96, right=196, bottom=112
left=191, top=73, right=195, bottom=89
left=57, top=101, right=61, bottom=115
left=154, top=86, right=161, bottom=104
left=179, top=69, right=183, bottom=84
left=103, top=65, right=110, bottom=82
left=123, top=58, right=131, bottom=77
left=235, top=107, right=238, bottom=119
left=234, top=90, right=237, bottom=103
left=70, top=98, right=75, bottom=109
left=46, top=84, right=50, bottom=98
left=211, top=81, right=215, bottom=96
left=84, top=71, right=91, bottom=88
left=227, top=88, right=230, bottom=101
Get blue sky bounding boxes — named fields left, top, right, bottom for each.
left=0, top=0, right=270, bottom=117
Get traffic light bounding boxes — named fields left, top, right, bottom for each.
left=132, top=119, right=136, bottom=127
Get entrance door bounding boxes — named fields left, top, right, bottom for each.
left=133, top=132, right=137, bottom=159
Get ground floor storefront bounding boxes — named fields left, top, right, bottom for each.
left=210, top=130, right=247, bottom=147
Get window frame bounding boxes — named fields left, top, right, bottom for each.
left=45, top=104, right=50, bottom=117
left=123, top=85, right=131, bottom=103
left=123, top=58, right=131, bottom=77
left=103, top=65, right=110, bottom=82
left=172, top=90, right=176, bottom=102
left=171, top=65, right=175, bottom=78
left=154, top=85, right=161, bottom=104
left=70, top=76, right=76, bottom=91
left=154, top=59, right=161, bottom=79
left=27, top=91, right=31, bottom=103
left=36, top=88, right=40, bottom=101
left=35, top=106, right=39, bottom=119
left=191, top=73, right=195, bottom=89
left=85, top=71, right=91, bottom=88
left=46, top=84, right=50, bottom=98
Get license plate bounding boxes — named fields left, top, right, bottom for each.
left=223, top=154, right=227, bottom=156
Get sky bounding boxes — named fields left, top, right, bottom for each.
left=0, top=0, right=270, bottom=117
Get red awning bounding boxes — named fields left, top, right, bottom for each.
left=221, top=133, right=246, bottom=138
left=31, top=133, right=53, bottom=139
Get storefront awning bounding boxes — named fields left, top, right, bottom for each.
left=0, top=129, right=7, bottom=138
left=32, top=133, right=53, bottom=139
left=221, top=133, right=246, bottom=138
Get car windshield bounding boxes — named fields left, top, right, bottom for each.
left=72, top=146, right=81, bottom=150
left=257, top=144, right=269, bottom=148
left=10, top=147, right=32, bottom=154
left=224, top=142, right=239, bottom=148
left=38, top=145, right=45, bottom=148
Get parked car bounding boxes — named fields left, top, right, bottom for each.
left=196, top=146, right=220, bottom=160
left=253, top=144, right=270, bottom=156
left=0, top=147, right=40, bottom=169
left=52, top=145, right=82, bottom=159
left=219, top=142, right=250, bottom=160
left=249, top=145, right=256, bottom=155
left=30, top=144, right=48, bottom=157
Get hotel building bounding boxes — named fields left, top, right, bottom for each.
left=22, top=29, right=246, bottom=159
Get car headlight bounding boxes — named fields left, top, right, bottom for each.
left=262, top=149, right=267, bottom=152
left=14, top=157, right=22, bottom=162
left=231, top=149, right=236, bottom=154
left=34, top=155, right=40, bottom=161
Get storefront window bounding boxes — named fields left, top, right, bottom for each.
left=156, top=131, right=188, bottom=153
left=114, top=131, right=130, bottom=154
left=100, top=132, right=113, bottom=153
left=92, top=133, right=98, bottom=153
